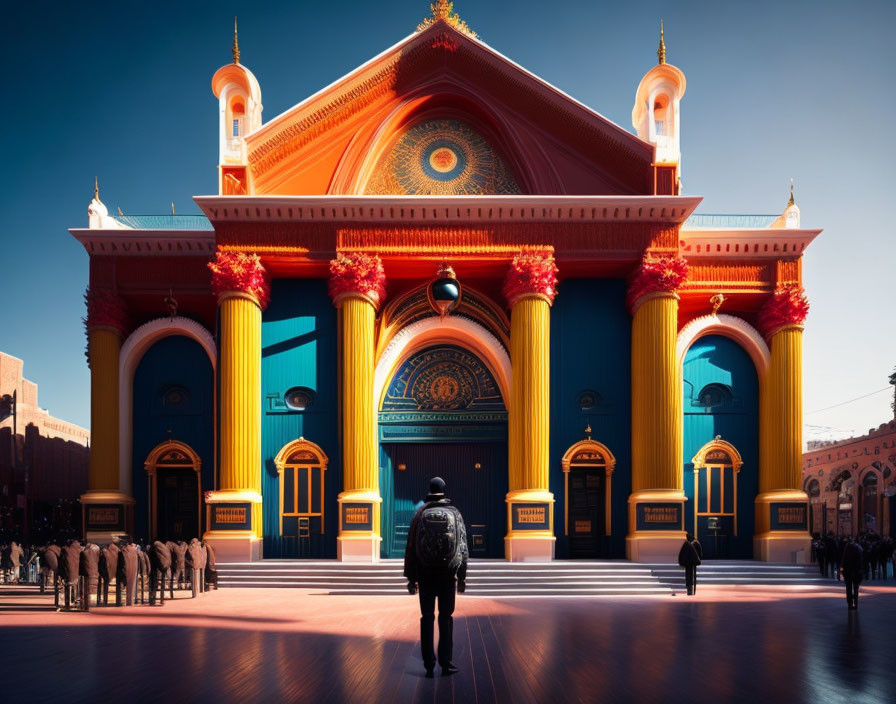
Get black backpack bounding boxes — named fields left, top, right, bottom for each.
left=415, top=504, right=463, bottom=572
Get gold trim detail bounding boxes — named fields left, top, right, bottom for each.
left=561, top=436, right=617, bottom=537
left=273, top=438, right=329, bottom=537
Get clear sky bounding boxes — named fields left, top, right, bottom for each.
left=1, top=0, right=893, bottom=444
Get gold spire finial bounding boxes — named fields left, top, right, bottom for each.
left=93, top=176, right=99, bottom=201
left=417, top=0, right=477, bottom=38
left=232, top=16, right=240, bottom=64
left=788, top=178, right=795, bottom=207
left=658, top=19, right=667, bottom=64
left=171, top=202, right=176, bottom=215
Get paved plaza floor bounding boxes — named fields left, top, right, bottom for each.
left=3, top=581, right=895, bottom=703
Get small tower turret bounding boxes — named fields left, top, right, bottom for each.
left=772, top=179, right=801, bottom=229
left=211, top=17, right=263, bottom=195
left=632, top=21, right=686, bottom=194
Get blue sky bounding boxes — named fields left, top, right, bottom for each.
left=1, top=0, right=893, bottom=443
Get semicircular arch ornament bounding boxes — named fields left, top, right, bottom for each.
left=561, top=439, right=617, bottom=474
left=691, top=437, right=744, bottom=472
left=273, top=437, right=329, bottom=474
left=364, top=118, right=522, bottom=195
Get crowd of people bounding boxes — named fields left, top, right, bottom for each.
left=812, top=532, right=894, bottom=581
left=1, top=536, right=218, bottom=610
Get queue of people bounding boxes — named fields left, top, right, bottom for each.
left=3, top=535, right=218, bottom=610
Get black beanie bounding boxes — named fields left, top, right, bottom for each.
left=429, top=477, right=446, bottom=495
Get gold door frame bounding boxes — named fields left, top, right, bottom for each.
left=691, top=437, right=743, bottom=539
left=143, top=440, right=202, bottom=541
left=561, top=438, right=617, bottom=537
left=273, top=437, right=329, bottom=536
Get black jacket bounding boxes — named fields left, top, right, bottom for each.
left=678, top=540, right=702, bottom=568
left=841, top=541, right=864, bottom=580
left=404, top=495, right=468, bottom=584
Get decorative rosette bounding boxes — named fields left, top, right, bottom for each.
left=502, top=249, right=559, bottom=307
left=208, top=250, right=270, bottom=309
left=758, top=283, right=809, bottom=339
left=328, top=252, right=387, bottom=309
left=626, top=254, right=689, bottom=311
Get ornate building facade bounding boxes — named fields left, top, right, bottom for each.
left=802, top=421, right=896, bottom=539
left=71, top=5, right=820, bottom=562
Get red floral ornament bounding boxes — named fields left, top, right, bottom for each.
left=626, top=254, right=689, bottom=311
left=208, top=251, right=270, bottom=309
left=328, top=252, right=387, bottom=309
left=83, top=287, right=129, bottom=367
left=758, top=283, right=809, bottom=339
left=503, top=249, right=559, bottom=307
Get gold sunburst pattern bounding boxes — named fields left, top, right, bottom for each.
left=364, top=119, right=521, bottom=195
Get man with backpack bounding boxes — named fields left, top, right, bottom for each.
left=404, top=477, right=468, bottom=678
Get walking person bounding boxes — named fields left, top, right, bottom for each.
left=404, top=477, right=468, bottom=678
left=678, top=533, right=702, bottom=595
left=841, top=537, right=864, bottom=611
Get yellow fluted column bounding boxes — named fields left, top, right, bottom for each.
left=329, top=252, right=384, bottom=562
left=88, top=328, right=121, bottom=492
left=626, top=292, right=686, bottom=562
left=755, top=324, right=811, bottom=561
left=81, top=288, right=134, bottom=541
left=204, top=252, right=268, bottom=562
left=504, top=250, right=556, bottom=561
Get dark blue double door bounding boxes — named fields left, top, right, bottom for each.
left=383, top=442, right=507, bottom=558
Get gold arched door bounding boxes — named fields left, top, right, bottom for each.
left=144, top=440, right=202, bottom=541
left=561, top=434, right=616, bottom=558
left=691, top=438, right=743, bottom=556
left=274, top=438, right=328, bottom=555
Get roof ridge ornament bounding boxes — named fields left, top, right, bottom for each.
left=658, top=19, right=667, bottom=65
left=417, top=0, right=477, bottom=38
left=232, top=16, right=240, bottom=64
left=788, top=178, right=795, bottom=207
left=93, top=175, right=99, bottom=201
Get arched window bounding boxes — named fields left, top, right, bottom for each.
left=230, top=99, right=245, bottom=138
left=695, top=383, right=733, bottom=409
left=691, top=438, right=744, bottom=538
left=653, top=94, right=671, bottom=138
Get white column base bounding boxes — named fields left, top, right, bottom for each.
left=754, top=532, right=811, bottom=563
left=337, top=536, right=382, bottom=562
left=625, top=531, right=686, bottom=563
left=504, top=535, right=555, bottom=561
left=202, top=531, right=262, bottom=563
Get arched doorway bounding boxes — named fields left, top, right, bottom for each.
left=860, top=471, right=880, bottom=533
left=378, top=344, right=508, bottom=558
left=806, top=478, right=823, bottom=535
left=273, top=438, right=329, bottom=558
left=561, top=432, right=616, bottom=558
left=144, top=440, right=201, bottom=542
left=691, top=438, right=743, bottom=559
left=682, top=334, right=759, bottom=559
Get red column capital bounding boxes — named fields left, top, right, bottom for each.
left=328, top=252, right=386, bottom=309
left=758, top=283, right=809, bottom=339
left=502, top=249, right=559, bottom=308
left=84, top=287, right=129, bottom=335
left=208, top=250, right=270, bottom=309
left=626, top=253, right=689, bottom=313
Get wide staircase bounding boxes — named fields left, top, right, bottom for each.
left=216, top=560, right=830, bottom=596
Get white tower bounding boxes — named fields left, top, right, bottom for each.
left=211, top=18, right=263, bottom=195
left=632, top=21, right=686, bottom=193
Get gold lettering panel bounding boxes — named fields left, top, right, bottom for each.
left=777, top=507, right=805, bottom=524
left=517, top=507, right=546, bottom=524
left=215, top=507, right=247, bottom=524
left=345, top=507, right=370, bottom=524
left=88, top=508, right=120, bottom=525
left=644, top=507, right=679, bottom=523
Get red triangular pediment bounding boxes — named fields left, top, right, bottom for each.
left=246, top=21, right=655, bottom=196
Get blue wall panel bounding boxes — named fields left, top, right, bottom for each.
left=261, top=279, right=340, bottom=557
left=683, top=334, right=759, bottom=558
left=549, top=279, right=631, bottom=558
left=132, top=335, right=214, bottom=541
